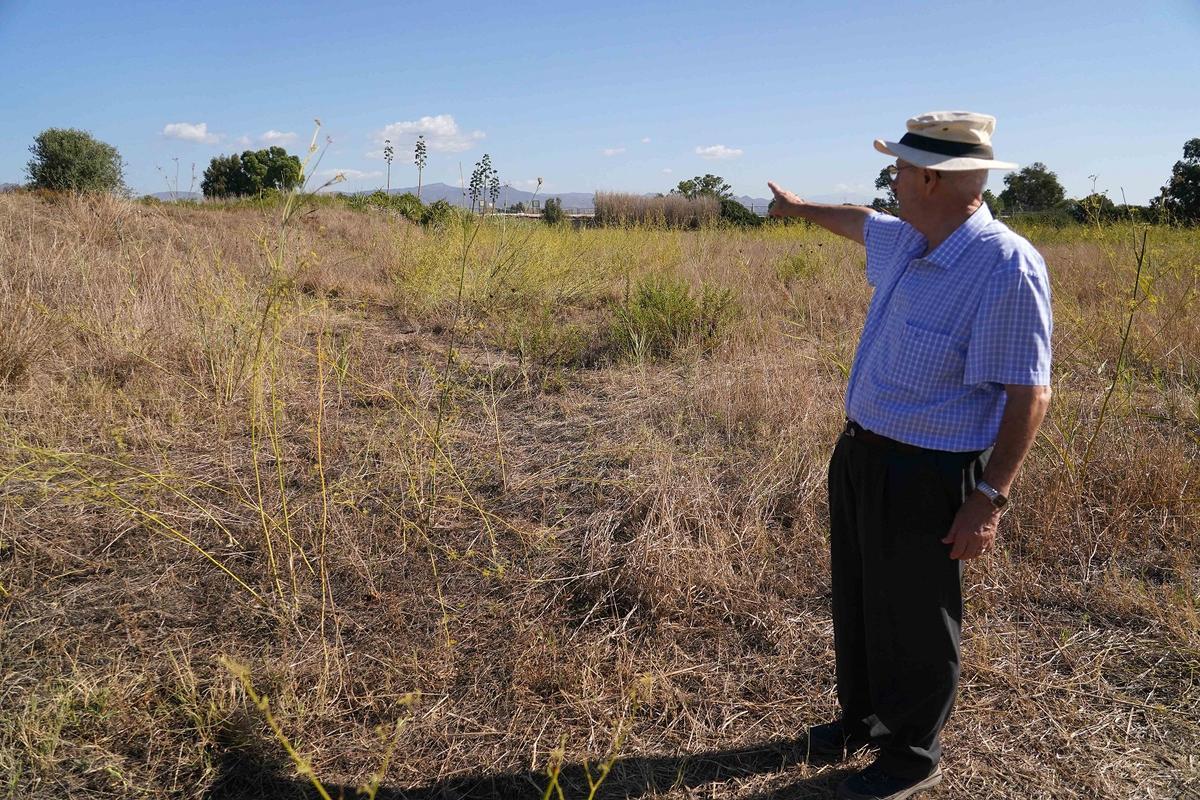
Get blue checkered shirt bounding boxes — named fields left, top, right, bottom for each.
left=845, top=205, right=1053, bottom=451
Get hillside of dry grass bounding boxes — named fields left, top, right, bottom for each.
left=1, top=191, right=1198, bottom=799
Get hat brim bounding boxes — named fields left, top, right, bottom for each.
left=874, top=139, right=1018, bottom=171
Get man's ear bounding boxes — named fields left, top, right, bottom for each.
left=921, top=168, right=940, bottom=196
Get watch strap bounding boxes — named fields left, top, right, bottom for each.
left=976, top=480, right=1008, bottom=509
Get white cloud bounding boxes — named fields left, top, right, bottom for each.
left=260, top=130, right=298, bottom=145
left=371, top=114, right=485, bottom=154
left=601, top=147, right=626, bottom=157
left=661, top=168, right=673, bottom=174
left=232, top=135, right=252, bottom=147
left=641, top=137, right=652, bottom=144
left=695, top=144, right=743, bottom=160
left=162, top=122, right=220, bottom=144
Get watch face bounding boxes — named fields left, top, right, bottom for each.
left=993, top=494, right=1008, bottom=509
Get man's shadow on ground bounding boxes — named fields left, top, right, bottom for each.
left=204, top=734, right=856, bottom=799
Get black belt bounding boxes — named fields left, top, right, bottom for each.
left=842, top=419, right=927, bottom=454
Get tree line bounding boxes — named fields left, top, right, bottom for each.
left=869, top=157, right=1194, bottom=223
left=15, top=126, right=1200, bottom=224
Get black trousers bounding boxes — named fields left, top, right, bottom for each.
left=828, top=427, right=986, bottom=779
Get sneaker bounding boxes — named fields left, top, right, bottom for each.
left=804, top=720, right=873, bottom=763
left=837, top=760, right=942, bottom=800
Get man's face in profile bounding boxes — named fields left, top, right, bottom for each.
left=888, top=161, right=919, bottom=213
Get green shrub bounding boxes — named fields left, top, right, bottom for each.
left=396, top=193, right=427, bottom=222
left=345, top=191, right=450, bottom=225
left=421, top=199, right=457, bottom=228
left=611, top=275, right=739, bottom=361
left=542, top=197, right=565, bottom=225
left=775, top=252, right=816, bottom=282
left=26, top=128, right=126, bottom=193
left=719, top=197, right=763, bottom=227
left=507, top=309, right=609, bottom=371
left=1006, top=208, right=1077, bottom=228
left=1068, top=193, right=1118, bottom=225
left=1114, top=204, right=1160, bottom=224
left=340, top=192, right=369, bottom=211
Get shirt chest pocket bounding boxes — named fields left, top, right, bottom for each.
left=888, top=322, right=967, bottom=391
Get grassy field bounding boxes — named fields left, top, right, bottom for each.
left=1, top=190, right=1197, bottom=799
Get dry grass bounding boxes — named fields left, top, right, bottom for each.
left=0, top=190, right=1197, bottom=799
left=594, top=192, right=721, bottom=228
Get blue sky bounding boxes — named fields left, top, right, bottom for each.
left=2, top=0, right=1198, bottom=203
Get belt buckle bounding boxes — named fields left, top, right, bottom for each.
left=844, top=419, right=856, bottom=438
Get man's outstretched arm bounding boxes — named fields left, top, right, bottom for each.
left=768, top=181, right=874, bottom=245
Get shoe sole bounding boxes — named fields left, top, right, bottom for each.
left=837, top=767, right=942, bottom=800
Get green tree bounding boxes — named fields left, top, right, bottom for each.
left=252, top=147, right=301, bottom=193
left=1114, top=203, right=1156, bottom=224
left=542, top=197, right=565, bottom=224
left=25, top=127, right=126, bottom=193
left=982, top=189, right=1004, bottom=215
left=468, top=153, right=497, bottom=213
left=870, top=167, right=897, bottom=211
left=200, top=154, right=246, bottom=197
left=1156, top=137, right=1200, bottom=223
left=1068, top=192, right=1117, bottom=224
left=672, top=174, right=732, bottom=200
left=999, top=162, right=1065, bottom=212
left=201, top=147, right=301, bottom=198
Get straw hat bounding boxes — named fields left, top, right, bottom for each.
left=874, top=111, right=1018, bottom=171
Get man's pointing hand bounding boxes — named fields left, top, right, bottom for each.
left=767, top=181, right=803, bottom=217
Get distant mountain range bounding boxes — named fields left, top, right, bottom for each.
left=0, top=182, right=21, bottom=193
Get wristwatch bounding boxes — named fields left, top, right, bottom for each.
left=975, top=480, right=1008, bottom=510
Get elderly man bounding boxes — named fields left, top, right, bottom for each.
left=768, top=111, right=1052, bottom=800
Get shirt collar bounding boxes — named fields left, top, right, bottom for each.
left=922, top=203, right=993, bottom=269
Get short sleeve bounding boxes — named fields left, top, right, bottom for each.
left=864, top=212, right=925, bottom=288
left=964, top=253, right=1053, bottom=386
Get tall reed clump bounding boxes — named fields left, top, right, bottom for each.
left=594, top=192, right=720, bottom=228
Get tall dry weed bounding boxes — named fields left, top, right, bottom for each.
left=594, top=192, right=720, bottom=228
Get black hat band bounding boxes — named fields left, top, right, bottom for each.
left=898, top=132, right=994, bottom=159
